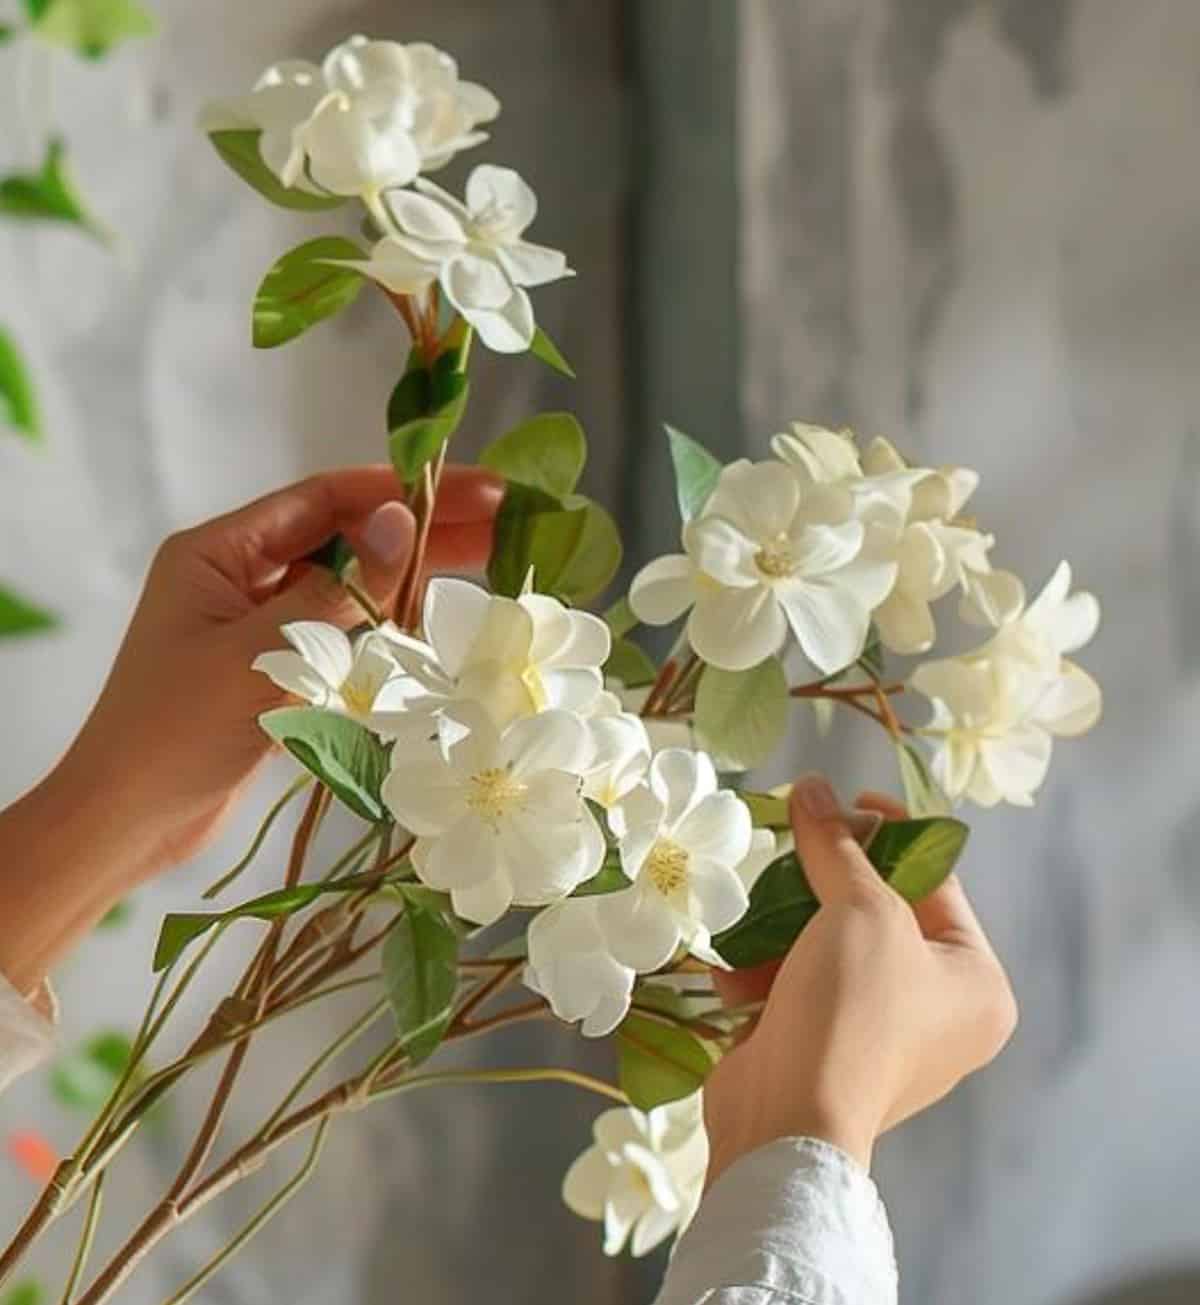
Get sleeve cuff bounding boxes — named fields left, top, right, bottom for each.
left=0, top=968, right=57, bottom=1094
left=655, top=1137, right=898, bottom=1305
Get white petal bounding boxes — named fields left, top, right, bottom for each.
left=735, top=829, right=779, bottom=892
left=788, top=520, right=864, bottom=576
left=961, top=569, right=1026, bottom=628
left=562, top=1146, right=610, bottom=1220
left=423, top=577, right=493, bottom=675
left=675, top=791, right=752, bottom=867
left=465, top=163, right=537, bottom=235
left=495, top=239, right=572, bottom=287
left=528, top=603, right=611, bottom=670
left=381, top=757, right=466, bottom=836
left=502, top=709, right=590, bottom=776
left=687, top=585, right=786, bottom=672
left=457, top=80, right=501, bottom=125
left=1034, top=662, right=1102, bottom=737
left=686, top=517, right=760, bottom=588
left=630, top=1204, right=681, bottom=1257
left=687, top=856, right=750, bottom=934
left=452, top=873, right=514, bottom=925
left=442, top=250, right=512, bottom=310
left=281, top=621, right=353, bottom=689
left=539, top=668, right=605, bottom=714
left=594, top=1108, right=646, bottom=1153
left=775, top=578, right=871, bottom=676
left=629, top=555, right=696, bottom=626
left=705, top=460, right=800, bottom=539
left=1045, top=589, right=1100, bottom=655
left=467, top=285, right=536, bottom=354
left=385, top=189, right=467, bottom=243
left=597, top=887, right=681, bottom=972
left=930, top=735, right=978, bottom=800
left=603, top=1171, right=644, bottom=1256
left=302, top=98, right=420, bottom=195
left=345, top=239, right=438, bottom=296
left=649, top=749, right=718, bottom=827
left=979, top=726, right=1053, bottom=804
left=251, top=650, right=330, bottom=705
left=874, top=589, right=936, bottom=655
left=412, top=812, right=496, bottom=889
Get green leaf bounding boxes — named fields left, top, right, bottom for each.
left=0, top=585, right=57, bottom=637
left=33, top=0, right=155, bottom=58
left=866, top=816, right=969, bottom=900
left=22, top=0, right=52, bottom=19
left=617, top=1012, right=714, bottom=1110
left=0, top=24, right=17, bottom=44
left=529, top=325, right=575, bottom=378
left=382, top=902, right=459, bottom=1066
left=603, top=596, right=638, bottom=639
left=153, top=879, right=362, bottom=972
left=896, top=741, right=951, bottom=817
left=252, top=237, right=366, bottom=349
left=98, top=898, right=132, bottom=929
left=50, top=1031, right=132, bottom=1109
left=571, top=856, right=632, bottom=898
left=2, top=1281, right=44, bottom=1305
left=713, top=852, right=819, bottom=968
left=259, top=707, right=391, bottom=823
left=666, top=424, right=721, bottom=522
left=715, top=816, right=970, bottom=968
left=694, top=657, right=790, bottom=770
left=604, top=636, right=657, bottom=689
left=0, top=139, right=104, bottom=238
left=479, top=412, right=586, bottom=499
left=0, top=328, right=41, bottom=441
left=208, top=131, right=345, bottom=213
left=303, top=532, right=356, bottom=579
left=489, top=485, right=623, bottom=604
left=740, top=790, right=791, bottom=829
left=387, top=347, right=471, bottom=484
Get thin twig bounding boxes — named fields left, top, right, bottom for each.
left=59, top=1172, right=105, bottom=1305
left=159, top=1120, right=330, bottom=1305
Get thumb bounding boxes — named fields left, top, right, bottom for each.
left=256, top=502, right=416, bottom=631
left=789, top=772, right=887, bottom=907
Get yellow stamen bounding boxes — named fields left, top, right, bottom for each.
left=646, top=839, right=689, bottom=896
left=466, top=767, right=528, bottom=824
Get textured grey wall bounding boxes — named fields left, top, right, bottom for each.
left=2, top=1, right=1199, bottom=1303
left=739, top=3, right=1200, bottom=1303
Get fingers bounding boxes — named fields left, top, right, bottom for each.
left=913, top=873, right=996, bottom=956
left=712, top=960, right=780, bottom=1011
left=192, top=465, right=503, bottom=586
left=789, top=773, right=889, bottom=906
left=854, top=790, right=908, bottom=822
left=343, top=501, right=417, bottom=611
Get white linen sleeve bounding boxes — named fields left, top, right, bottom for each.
left=0, top=968, right=56, bottom=1095
left=654, top=1138, right=898, bottom=1305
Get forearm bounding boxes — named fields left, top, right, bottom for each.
left=0, top=754, right=157, bottom=993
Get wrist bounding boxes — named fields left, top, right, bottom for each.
left=0, top=757, right=160, bottom=991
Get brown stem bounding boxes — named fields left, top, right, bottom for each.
left=641, top=657, right=679, bottom=718
left=449, top=961, right=521, bottom=1030
left=0, top=1164, right=73, bottom=1286
left=789, top=680, right=905, bottom=700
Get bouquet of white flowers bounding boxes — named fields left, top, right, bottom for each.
left=0, top=33, right=1101, bottom=1302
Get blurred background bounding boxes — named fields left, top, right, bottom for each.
left=1, top=1, right=1197, bottom=1302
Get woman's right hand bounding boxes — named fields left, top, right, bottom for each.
left=702, top=774, right=1018, bottom=1185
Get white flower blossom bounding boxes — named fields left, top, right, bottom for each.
left=563, top=1093, right=708, bottom=1256
left=630, top=459, right=896, bottom=674
left=771, top=421, right=864, bottom=484
left=252, top=622, right=415, bottom=732
left=909, top=563, right=1101, bottom=807
left=383, top=704, right=605, bottom=924
left=595, top=750, right=753, bottom=971
left=581, top=708, right=652, bottom=809
left=350, top=165, right=573, bottom=352
left=381, top=578, right=610, bottom=730
left=200, top=36, right=499, bottom=199
left=524, top=898, right=635, bottom=1038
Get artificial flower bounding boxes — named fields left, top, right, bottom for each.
left=381, top=577, right=610, bottom=730
left=200, top=36, right=498, bottom=199
left=352, top=164, right=573, bottom=352
left=562, top=1092, right=708, bottom=1256
left=630, top=459, right=896, bottom=674
left=252, top=622, right=416, bottom=731
left=382, top=704, right=605, bottom=924
left=524, top=898, right=635, bottom=1037
left=596, top=749, right=752, bottom=970
left=770, top=421, right=863, bottom=483
left=581, top=708, right=652, bottom=809
left=909, top=564, right=1101, bottom=806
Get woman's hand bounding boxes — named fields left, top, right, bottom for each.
left=0, top=465, right=500, bottom=992
left=702, top=774, right=1018, bottom=1185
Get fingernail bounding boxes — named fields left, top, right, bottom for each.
left=794, top=772, right=840, bottom=819
left=844, top=809, right=883, bottom=851
left=362, top=502, right=413, bottom=565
